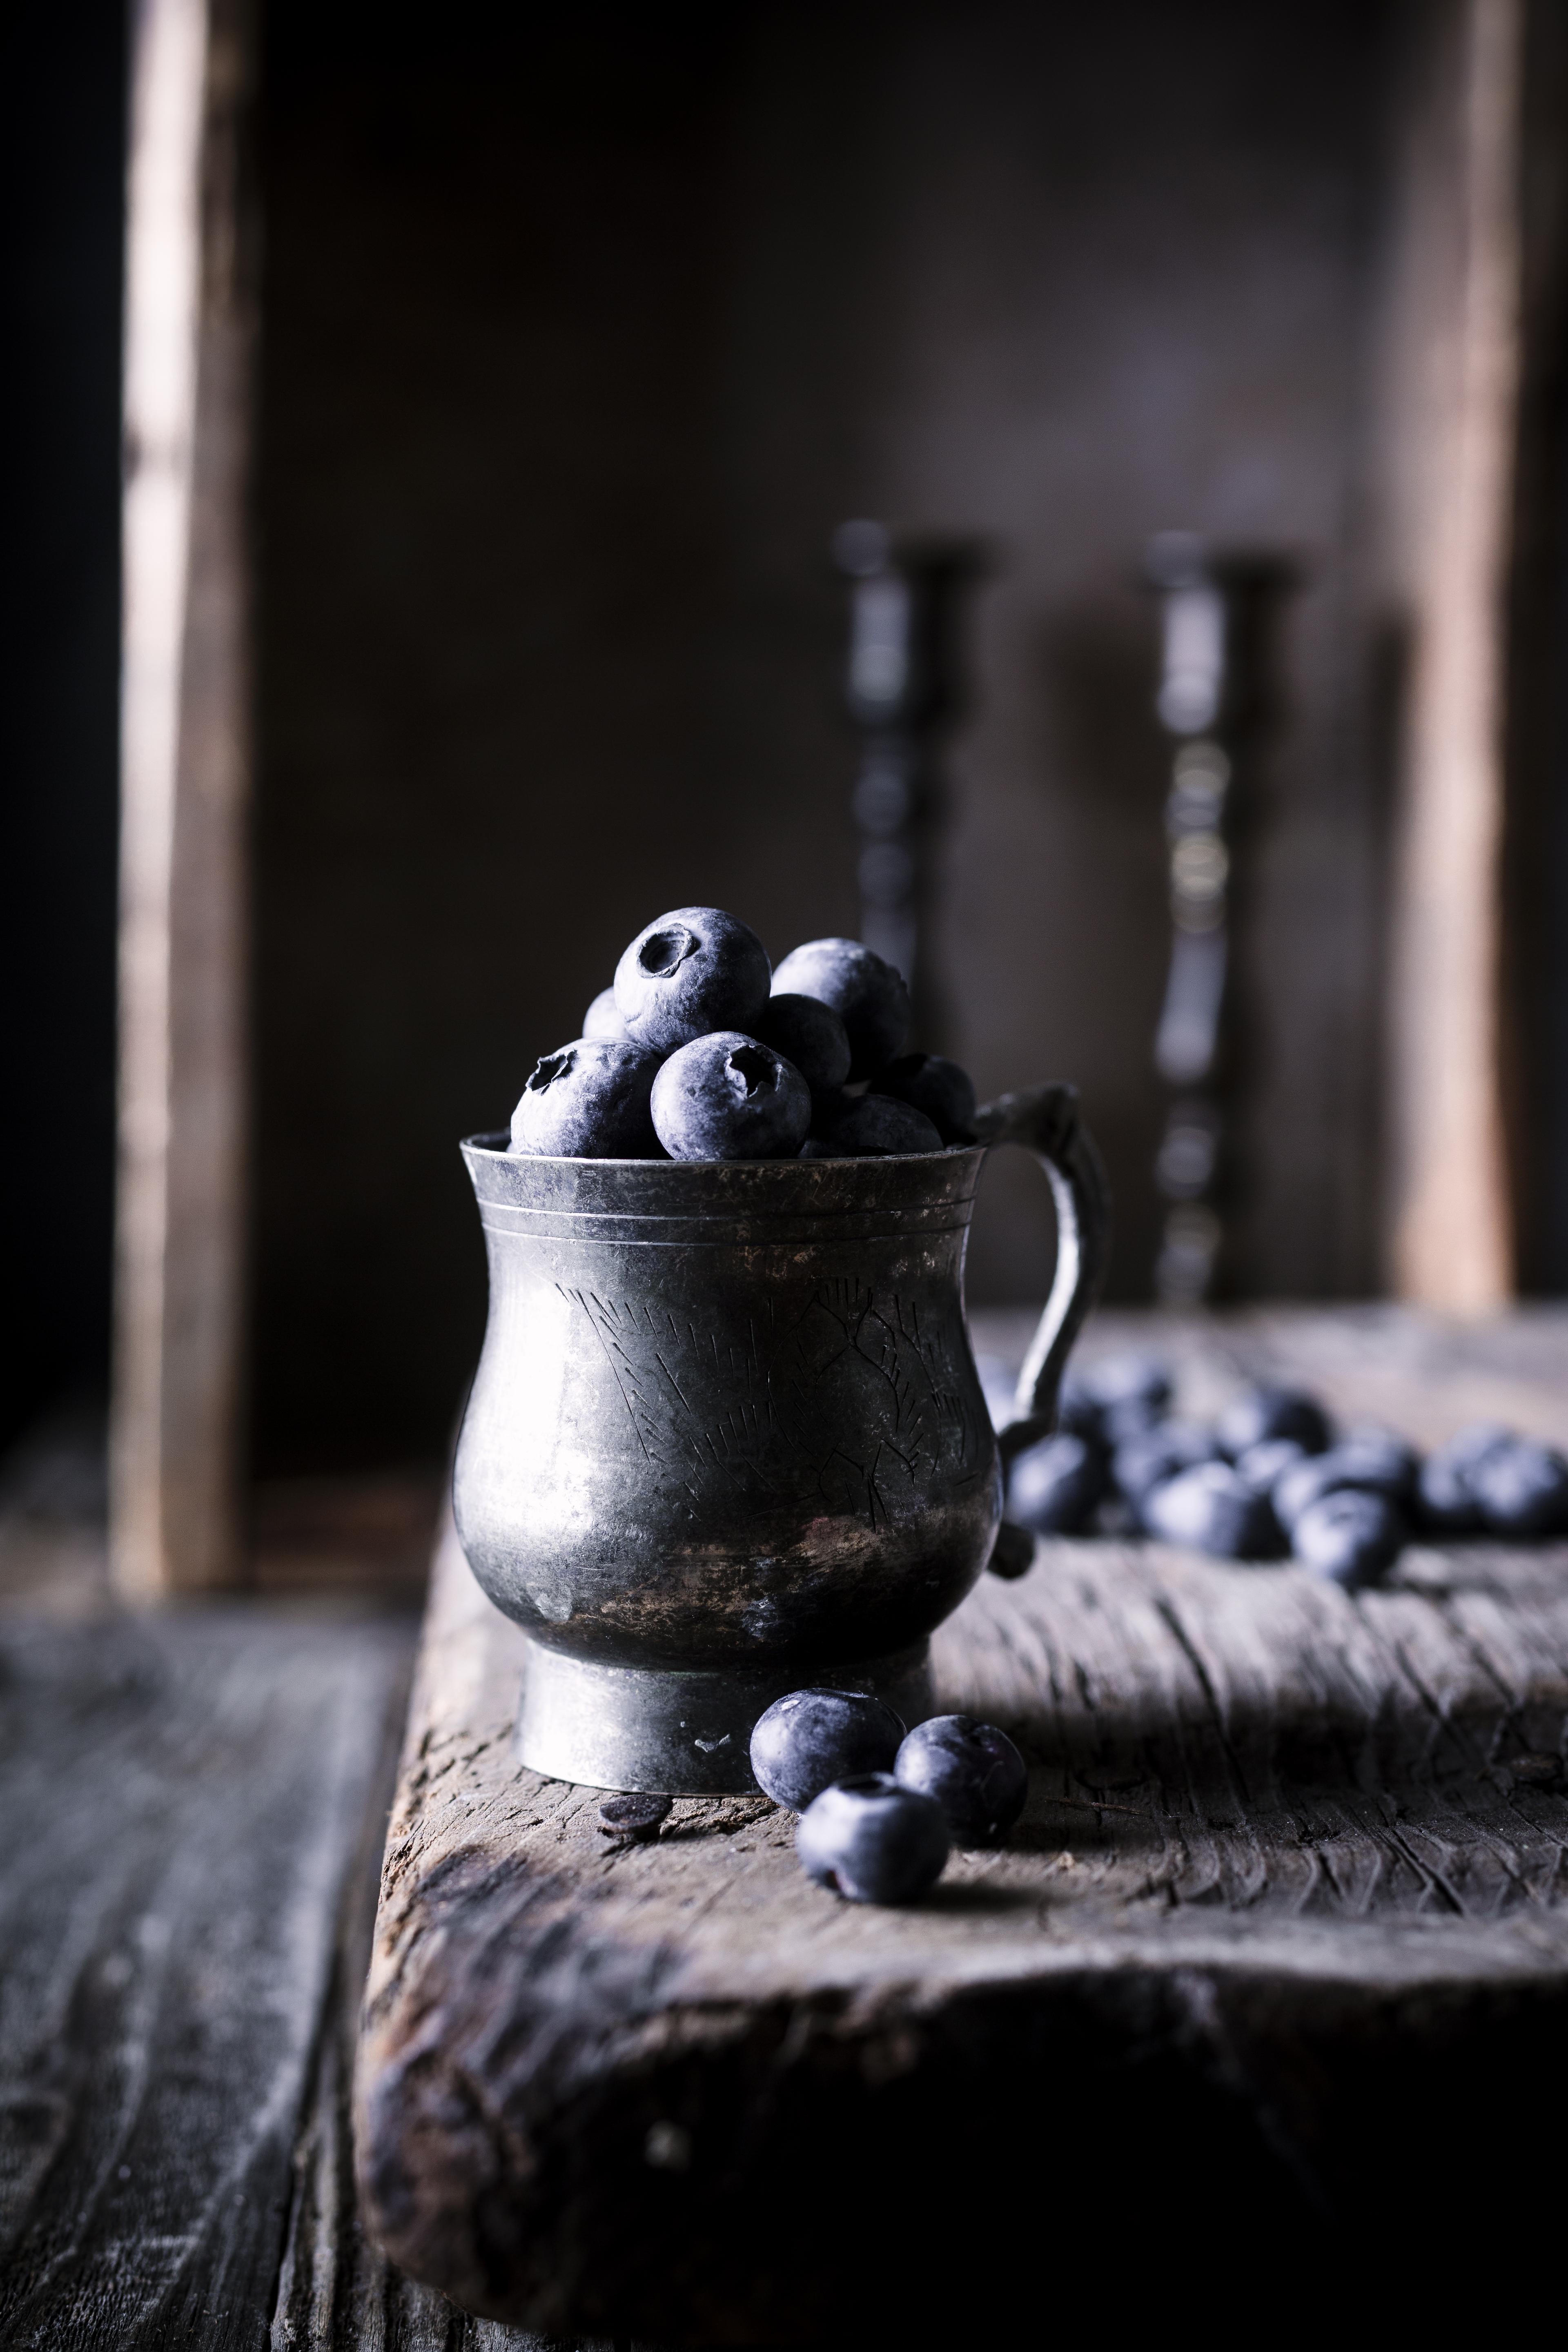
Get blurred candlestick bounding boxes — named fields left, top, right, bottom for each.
left=1145, top=532, right=1294, bottom=1305
left=834, top=521, right=985, bottom=1027
left=1146, top=532, right=1233, bottom=1306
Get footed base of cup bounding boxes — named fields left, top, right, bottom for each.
left=513, top=1637, right=935, bottom=1796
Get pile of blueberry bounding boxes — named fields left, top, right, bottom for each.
left=997, top=1352, right=1568, bottom=1588
left=508, top=906, right=978, bottom=1162
left=745, top=1688, right=1029, bottom=1905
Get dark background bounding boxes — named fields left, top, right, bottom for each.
left=0, top=2, right=126, bottom=1459
left=9, top=0, right=1568, bottom=1477
left=249, top=0, right=1402, bottom=1471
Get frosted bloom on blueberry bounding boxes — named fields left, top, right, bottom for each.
left=614, top=906, right=771, bottom=1051
left=650, top=1032, right=811, bottom=1160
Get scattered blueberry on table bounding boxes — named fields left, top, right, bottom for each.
left=749, top=1687, right=907, bottom=1813
left=893, top=1714, right=1028, bottom=1844
left=795, top=1774, right=951, bottom=1904
left=1006, top=1431, right=1103, bottom=1535
left=748, top=1690, right=1028, bottom=1901
left=1143, top=1459, right=1280, bottom=1560
left=1216, top=1383, right=1331, bottom=1460
left=985, top=1365, right=1568, bottom=1589
left=1291, top=1488, right=1403, bottom=1587
left=507, top=905, right=974, bottom=1162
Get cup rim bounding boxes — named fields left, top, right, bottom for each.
left=462, top=1129, right=984, bottom=1169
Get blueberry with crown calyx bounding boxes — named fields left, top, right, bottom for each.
left=749, top=1687, right=905, bottom=1812
left=754, top=993, right=851, bottom=1094
left=650, top=1032, right=810, bottom=1160
left=795, top=1774, right=949, bottom=1904
left=614, top=906, right=771, bottom=1052
left=509, top=1038, right=664, bottom=1158
left=770, top=937, right=911, bottom=1079
left=870, top=1053, right=978, bottom=1143
left=582, top=987, right=627, bottom=1040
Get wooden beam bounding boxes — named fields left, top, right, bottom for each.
left=113, top=0, right=256, bottom=1597
left=1381, top=0, right=1524, bottom=1310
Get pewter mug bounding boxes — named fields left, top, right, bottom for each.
left=452, top=1085, right=1108, bottom=1795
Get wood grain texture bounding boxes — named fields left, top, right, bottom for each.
left=356, top=1309, right=1568, bottom=2343
left=114, top=0, right=258, bottom=1598
left=0, top=1602, right=413, bottom=2349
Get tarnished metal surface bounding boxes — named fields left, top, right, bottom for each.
left=452, top=1085, right=1108, bottom=1791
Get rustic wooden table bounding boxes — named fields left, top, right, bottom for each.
left=356, top=1307, right=1568, bottom=2344
left=8, top=1307, right=1568, bottom=2346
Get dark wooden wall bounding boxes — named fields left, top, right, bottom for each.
left=250, top=0, right=1406, bottom=1473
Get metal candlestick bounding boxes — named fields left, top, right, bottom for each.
left=1145, top=532, right=1294, bottom=1304
left=1147, top=532, right=1234, bottom=1305
left=833, top=521, right=984, bottom=1018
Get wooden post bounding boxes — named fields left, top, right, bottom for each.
left=112, top=0, right=255, bottom=1597
left=1382, top=0, right=1523, bottom=1310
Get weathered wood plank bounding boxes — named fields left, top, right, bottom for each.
left=114, top=0, right=258, bottom=1597
left=0, top=1603, right=413, bottom=2349
left=355, top=1310, right=1568, bottom=2343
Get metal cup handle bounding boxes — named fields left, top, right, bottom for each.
left=971, top=1083, right=1112, bottom=1478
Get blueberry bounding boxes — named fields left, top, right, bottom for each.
left=1143, top=1461, right=1279, bottom=1558
left=795, top=1773, right=949, bottom=1904
left=1078, top=1353, right=1174, bottom=1447
left=1292, top=1488, right=1403, bottom=1587
left=799, top=1093, right=943, bottom=1158
left=753, top=993, right=851, bottom=1094
left=509, top=1038, right=664, bottom=1158
left=749, top=1687, right=906, bottom=1812
left=893, top=1714, right=1027, bottom=1844
left=1081, top=1352, right=1174, bottom=1419
left=1216, top=1384, right=1331, bottom=1460
left=1415, top=1423, right=1511, bottom=1532
left=1234, top=1437, right=1307, bottom=1495
left=650, top=1032, right=811, bottom=1161
left=770, top=938, right=911, bottom=1079
left=582, top=987, right=628, bottom=1041
left=614, top=906, right=771, bottom=1052
left=1007, top=1432, right=1104, bottom=1534
left=1470, top=1437, right=1568, bottom=1535
left=1273, top=1435, right=1417, bottom=1532
left=1055, top=1372, right=1103, bottom=1441
left=869, top=1053, right=978, bottom=1144
left=1113, top=1421, right=1217, bottom=1510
